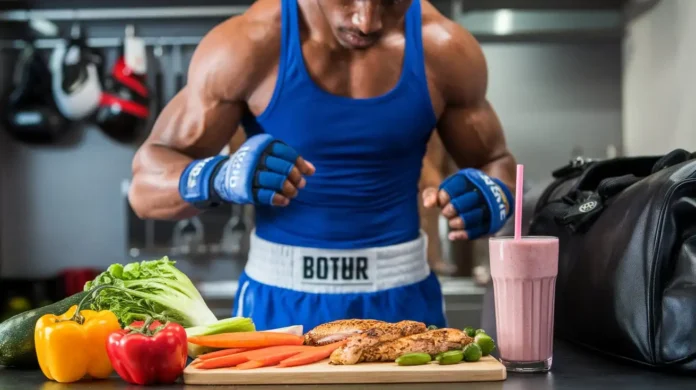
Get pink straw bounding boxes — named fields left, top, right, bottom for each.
left=514, top=164, right=524, bottom=240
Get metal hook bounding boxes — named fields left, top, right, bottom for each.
left=225, top=206, right=242, bottom=231
left=70, top=23, right=81, bottom=40
left=153, top=41, right=164, bottom=58
left=171, top=217, right=205, bottom=255
left=69, top=10, right=82, bottom=39
left=221, top=205, right=249, bottom=257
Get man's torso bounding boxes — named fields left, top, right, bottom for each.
left=230, top=0, right=459, bottom=248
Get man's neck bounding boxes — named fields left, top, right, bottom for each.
left=297, top=0, right=344, bottom=49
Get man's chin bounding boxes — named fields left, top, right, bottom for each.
left=337, top=33, right=377, bottom=50
left=339, top=42, right=372, bottom=50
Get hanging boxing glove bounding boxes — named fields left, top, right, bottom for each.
left=95, top=57, right=150, bottom=144
left=95, top=27, right=150, bottom=144
left=2, top=44, right=70, bottom=144
left=49, top=27, right=104, bottom=121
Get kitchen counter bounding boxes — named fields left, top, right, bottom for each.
left=1, top=340, right=693, bottom=390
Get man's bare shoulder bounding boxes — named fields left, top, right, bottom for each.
left=420, top=1, right=487, bottom=104
left=188, top=0, right=282, bottom=100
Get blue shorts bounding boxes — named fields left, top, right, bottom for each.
left=232, top=271, right=448, bottom=331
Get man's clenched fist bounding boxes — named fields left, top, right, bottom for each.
left=422, top=168, right=514, bottom=241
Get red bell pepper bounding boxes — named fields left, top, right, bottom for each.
left=106, top=318, right=188, bottom=385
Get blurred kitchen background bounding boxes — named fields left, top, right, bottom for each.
left=0, top=0, right=689, bottom=327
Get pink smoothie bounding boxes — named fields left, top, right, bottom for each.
left=489, top=237, right=559, bottom=365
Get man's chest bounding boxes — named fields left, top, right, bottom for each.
left=247, top=39, right=446, bottom=118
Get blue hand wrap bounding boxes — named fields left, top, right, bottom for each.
left=180, top=134, right=300, bottom=208
left=439, top=168, right=514, bottom=239
left=178, top=155, right=229, bottom=209
left=179, top=133, right=301, bottom=208
left=213, top=134, right=276, bottom=205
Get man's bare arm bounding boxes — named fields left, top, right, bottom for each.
left=430, top=22, right=516, bottom=192
left=421, top=16, right=517, bottom=240
left=128, top=17, right=265, bottom=220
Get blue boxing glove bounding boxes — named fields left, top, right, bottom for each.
left=179, top=134, right=311, bottom=208
left=425, top=168, right=514, bottom=240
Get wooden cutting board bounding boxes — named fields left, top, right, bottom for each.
left=183, top=356, right=507, bottom=385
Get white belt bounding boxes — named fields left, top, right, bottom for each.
left=244, top=230, right=431, bottom=294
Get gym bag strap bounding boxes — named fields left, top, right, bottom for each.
left=529, top=148, right=696, bottom=372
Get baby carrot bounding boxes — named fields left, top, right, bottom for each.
left=197, top=347, right=253, bottom=360
left=193, top=352, right=249, bottom=369
left=236, top=350, right=305, bottom=370
left=188, top=331, right=305, bottom=349
left=277, top=340, right=347, bottom=368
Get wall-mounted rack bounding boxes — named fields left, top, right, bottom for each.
left=0, top=6, right=249, bottom=21
left=0, top=36, right=205, bottom=50
left=0, top=5, right=251, bottom=50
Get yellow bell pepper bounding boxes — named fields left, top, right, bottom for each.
left=34, top=304, right=121, bottom=383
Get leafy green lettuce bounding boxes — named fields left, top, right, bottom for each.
left=85, top=257, right=255, bottom=358
left=84, top=257, right=220, bottom=327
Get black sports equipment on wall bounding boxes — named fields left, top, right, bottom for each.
left=2, top=44, right=70, bottom=144
left=94, top=26, right=150, bottom=144
left=94, top=57, right=150, bottom=144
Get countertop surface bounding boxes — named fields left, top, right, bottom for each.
left=1, top=340, right=694, bottom=390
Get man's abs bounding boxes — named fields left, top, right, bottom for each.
left=253, top=173, right=423, bottom=249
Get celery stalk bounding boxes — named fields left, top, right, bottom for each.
left=185, top=317, right=255, bottom=338
left=185, top=317, right=255, bottom=359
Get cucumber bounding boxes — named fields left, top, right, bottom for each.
left=396, top=353, right=432, bottom=366
left=437, top=350, right=464, bottom=365
left=0, top=291, right=88, bottom=368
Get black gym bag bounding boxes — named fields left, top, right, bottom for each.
left=528, top=149, right=696, bottom=372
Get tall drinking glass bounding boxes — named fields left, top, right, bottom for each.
left=489, top=236, right=559, bottom=373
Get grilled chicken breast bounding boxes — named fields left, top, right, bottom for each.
left=330, top=328, right=474, bottom=365
left=329, top=320, right=427, bottom=364
left=304, top=319, right=388, bottom=346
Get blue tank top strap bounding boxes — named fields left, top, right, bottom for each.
left=403, top=0, right=430, bottom=96
left=283, top=0, right=303, bottom=70
left=279, top=0, right=293, bottom=64
left=249, top=0, right=294, bottom=126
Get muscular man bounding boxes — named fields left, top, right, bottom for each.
left=129, top=0, right=516, bottom=330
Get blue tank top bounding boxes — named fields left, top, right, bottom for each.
left=242, top=0, right=437, bottom=249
